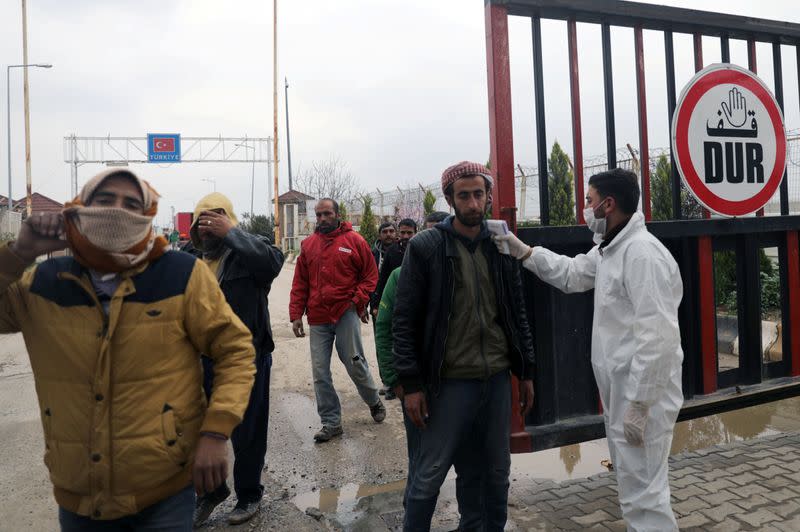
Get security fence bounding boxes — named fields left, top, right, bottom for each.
left=345, top=134, right=800, bottom=226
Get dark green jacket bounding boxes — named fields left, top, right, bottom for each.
left=375, top=267, right=401, bottom=387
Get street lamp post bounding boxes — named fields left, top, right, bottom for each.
left=285, top=77, right=293, bottom=191
left=201, top=178, right=216, bottom=192
left=6, top=63, right=51, bottom=211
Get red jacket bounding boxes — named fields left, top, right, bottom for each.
left=289, top=222, right=379, bottom=325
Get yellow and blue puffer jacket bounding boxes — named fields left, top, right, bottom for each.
left=0, top=243, right=255, bottom=520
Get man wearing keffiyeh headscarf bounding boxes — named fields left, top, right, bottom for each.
left=392, top=161, right=535, bottom=531
left=2, top=169, right=257, bottom=529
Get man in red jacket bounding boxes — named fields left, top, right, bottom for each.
left=290, top=198, right=385, bottom=442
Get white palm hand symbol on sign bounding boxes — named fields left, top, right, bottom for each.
left=721, top=87, right=748, bottom=128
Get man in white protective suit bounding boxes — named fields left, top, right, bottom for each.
left=494, top=168, right=683, bottom=532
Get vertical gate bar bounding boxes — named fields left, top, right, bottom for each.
left=748, top=40, right=766, bottom=217
left=484, top=2, right=531, bottom=453
left=568, top=18, right=585, bottom=224
left=773, top=42, right=789, bottom=215
left=698, top=235, right=717, bottom=393
left=787, top=231, right=800, bottom=376
left=693, top=32, right=717, bottom=393
left=721, top=34, right=730, bottom=63
left=485, top=2, right=517, bottom=232
left=693, top=33, right=703, bottom=72
left=634, top=26, right=651, bottom=221
left=532, top=16, right=549, bottom=226
left=601, top=23, right=616, bottom=168
left=694, top=34, right=712, bottom=221
left=779, top=239, right=793, bottom=377
left=738, top=234, right=763, bottom=384
left=665, top=31, right=682, bottom=219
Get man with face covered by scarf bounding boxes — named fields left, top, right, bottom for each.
left=0, top=169, right=256, bottom=531
left=181, top=193, right=284, bottom=526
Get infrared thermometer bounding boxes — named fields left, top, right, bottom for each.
left=486, top=219, right=510, bottom=254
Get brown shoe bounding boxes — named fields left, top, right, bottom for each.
left=313, top=425, right=343, bottom=443
left=227, top=500, right=261, bottom=525
left=370, top=400, right=386, bottom=423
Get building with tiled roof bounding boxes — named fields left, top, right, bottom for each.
left=11, top=192, right=64, bottom=217
left=278, top=189, right=315, bottom=203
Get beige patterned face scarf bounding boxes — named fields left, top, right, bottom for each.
left=62, top=169, right=168, bottom=272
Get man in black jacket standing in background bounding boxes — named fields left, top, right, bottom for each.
left=392, top=161, right=536, bottom=531
left=183, top=193, right=285, bottom=526
left=372, top=221, right=397, bottom=273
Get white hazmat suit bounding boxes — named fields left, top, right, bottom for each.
left=507, top=212, right=684, bottom=532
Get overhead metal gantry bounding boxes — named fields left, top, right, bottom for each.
left=62, top=135, right=273, bottom=198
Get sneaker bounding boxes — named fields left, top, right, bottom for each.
left=379, top=387, right=387, bottom=396
left=313, top=425, right=343, bottom=443
left=370, top=400, right=386, bottom=423
left=227, top=500, right=261, bottom=525
left=193, top=483, right=231, bottom=527
left=384, top=388, right=397, bottom=400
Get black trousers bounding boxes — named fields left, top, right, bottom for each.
left=202, top=352, right=271, bottom=504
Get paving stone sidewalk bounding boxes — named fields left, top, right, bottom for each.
left=506, top=431, right=800, bottom=531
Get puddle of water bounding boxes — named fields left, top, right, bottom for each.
left=293, top=480, right=406, bottom=515
left=292, top=395, right=800, bottom=520
left=510, top=439, right=610, bottom=482
left=513, top=395, right=800, bottom=481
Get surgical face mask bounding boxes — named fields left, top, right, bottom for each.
left=583, top=204, right=607, bottom=235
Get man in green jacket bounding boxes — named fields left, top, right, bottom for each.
left=375, top=268, right=402, bottom=397
left=374, top=266, right=419, bottom=508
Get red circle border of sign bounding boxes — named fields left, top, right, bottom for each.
left=674, top=67, right=786, bottom=217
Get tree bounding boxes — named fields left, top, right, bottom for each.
left=339, top=202, right=349, bottom=222
left=423, top=189, right=436, bottom=217
left=294, top=156, right=363, bottom=207
left=359, top=196, right=378, bottom=245
left=239, top=213, right=275, bottom=242
left=548, top=141, right=576, bottom=226
left=650, top=154, right=703, bottom=221
left=651, top=155, right=673, bottom=221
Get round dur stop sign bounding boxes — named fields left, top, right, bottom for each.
left=671, top=63, right=787, bottom=217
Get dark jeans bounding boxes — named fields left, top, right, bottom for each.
left=403, top=371, right=511, bottom=532
left=59, top=485, right=195, bottom=531
left=202, top=352, right=271, bottom=504
left=400, top=395, right=421, bottom=508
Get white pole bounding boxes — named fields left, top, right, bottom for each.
left=267, top=138, right=273, bottom=219
left=21, top=0, right=32, bottom=216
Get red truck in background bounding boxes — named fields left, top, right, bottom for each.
left=174, top=212, right=193, bottom=241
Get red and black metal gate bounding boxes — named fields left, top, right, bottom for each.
left=484, top=0, right=800, bottom=452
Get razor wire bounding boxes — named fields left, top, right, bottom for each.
left=343, top=137, right=800, bottom=223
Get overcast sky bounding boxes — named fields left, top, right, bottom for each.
left=1, top=0, right=798, bottom=226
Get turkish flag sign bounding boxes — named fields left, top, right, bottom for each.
left=152, top=137, right=176, bottom=152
